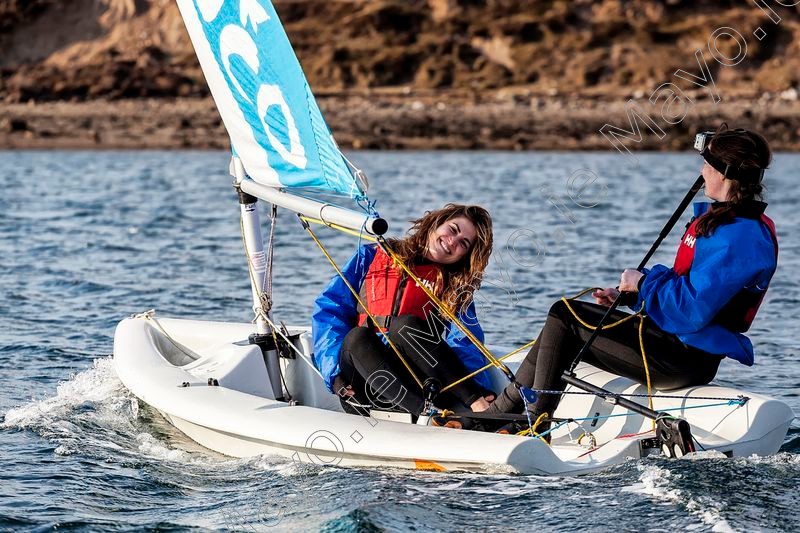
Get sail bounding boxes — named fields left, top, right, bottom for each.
left=176, top=0, right=365, bottom=200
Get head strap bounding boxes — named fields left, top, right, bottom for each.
left=701, top=147, right=765, bottom=182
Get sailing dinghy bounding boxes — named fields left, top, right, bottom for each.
left=113, top=0, right=794, bottom=475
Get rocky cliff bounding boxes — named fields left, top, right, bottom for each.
left=2, top=0, right=799, bottom=149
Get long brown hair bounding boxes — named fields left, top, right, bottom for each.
left=696, top=124, right=772, bottom=237
left=386, top=204, right=493, bottom=314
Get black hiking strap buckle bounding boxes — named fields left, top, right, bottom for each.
left=369, top=315, right=392, bottom=331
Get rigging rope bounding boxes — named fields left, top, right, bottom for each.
left=300, top=215, right=378, bottom=242
left=299, top=216, right=425, bottom=390
left=638, top=314, right=655, bottom=428
left=377, top=237, right=517, bottom=383
left=240, top=216, right=271, bottom=325
left=299, top=218, right=745, bottom=429
left=560, top=288, right=655, bottom=428
left=301, top=215, right=535, bottom=389
left=510, top=389, right=748, bottom=402
left=265, top=204, right=277, bottom=299
left=239, top=205, right=294, bottom=400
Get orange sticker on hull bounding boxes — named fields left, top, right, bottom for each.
left=414, top=459, right=446, bottom=471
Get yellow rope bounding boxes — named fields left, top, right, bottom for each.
left=299, top=219, right=546, bottom=391
left=301, top=220, right=424, bottom=389
left=300, top=215, right=378, bottom=242
left=500, top=338, right=538, bottom=360
left=638, top=314, right=656, bottom=430
left=377, top=238, right=514, bottom=379
left=560, top=288, right=655, bottom=431
left=301, top=216, right=658, bottom=437
left=440, top=339, right=537, bottom=393
left=560, top=296, right=641, bottom=330
left=302, top=215, right=651, bottom=419
left=516, top=412, right=551, bottom=444
left=570, top=286, right=602, bottom=300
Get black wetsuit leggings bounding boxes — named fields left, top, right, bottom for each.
left=486, top=299, right=724, bottom=418
left=338, top=314, right=486, bottom=414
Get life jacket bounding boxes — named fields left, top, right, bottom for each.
left=356, top=247, right=442, bottom=331
left=673, top=205, right=778, bottom=332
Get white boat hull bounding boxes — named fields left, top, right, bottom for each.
left=113, top=315, right=794, bottom=475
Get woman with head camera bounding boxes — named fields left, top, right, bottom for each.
left=480, top=125, right=778, bottom=438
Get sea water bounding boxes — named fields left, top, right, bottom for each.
left=1, top=150, right=798, bottom=531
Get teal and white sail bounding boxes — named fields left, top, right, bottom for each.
left=176, top=0, right=365, bottom=200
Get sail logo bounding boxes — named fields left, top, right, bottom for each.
left=179, top=0, right=361, bottom=197
left=191, top=0, right=308, bottom=171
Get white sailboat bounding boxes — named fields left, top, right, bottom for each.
left=112, top=0, right=794, bottom=475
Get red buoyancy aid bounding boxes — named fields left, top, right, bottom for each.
left=357, top=247, right=443, bottom=331
left=673, top=212, right=778, bottom=332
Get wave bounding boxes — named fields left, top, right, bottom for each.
left=622, top=463, right=736, bottom=532
left=0, top=357, right=331, bottom=477
left=1, top=357, right=135, bottom=431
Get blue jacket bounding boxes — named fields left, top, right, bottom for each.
left=311, top=244, right=494, bottom=393
left=633, top=202, right=777, bottom=365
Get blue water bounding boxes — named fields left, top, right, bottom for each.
left=1, top=150, right=798, bottom=531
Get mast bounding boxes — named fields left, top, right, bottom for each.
left=232, top=156, right=285, bottom=401
left=176, top=0, right=388, bottom=402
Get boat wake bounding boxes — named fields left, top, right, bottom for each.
left=623, top=463, right=735, bottom=532
left=0, top=357, right=203, bottom=465
left=0, top=357, right=342, bottom=479
left=1, top=357, right=137, bottom=438
left=1, top=357, right=798, bottom=531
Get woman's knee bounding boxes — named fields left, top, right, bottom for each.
left=389, top=314, right=443, bottom=345
left=341, top=326, right=377, bottom=354
left=343, top=325, right=373, bottom=342
left=389, top=314, right=426, bottom=334
left=547, top=299, right=569, bottom=319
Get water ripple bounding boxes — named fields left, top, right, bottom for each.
left=1, top=150, right=798, bottom=530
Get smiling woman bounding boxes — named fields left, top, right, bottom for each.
left=425, top=216, right=477, bottom=264
left=311, top=204, right=496, bottom=418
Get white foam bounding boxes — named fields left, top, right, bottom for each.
left=54, top=444, right=77, bottom=456
left=135, top=432, right=192, bottom=462
left=623, top=463, right=736, bottom=533
left=684, top=450, right=729, bottom=460
left=249, top=453, right=336, bottom=477
left=0, top=357, right=207, bottom=467
left=1, top=357, right=135, bottom=430
left=738, top=452, right=800, bottom=468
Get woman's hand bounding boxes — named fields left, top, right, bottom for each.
left=619, top=269, right=644, bottom=293
left=470, top=396, right=492, bottom=412
left=592, top=287, right=620, bottom=307
left=333, top=375, right=355, bottom=398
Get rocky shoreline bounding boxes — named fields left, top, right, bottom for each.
left=3, top=90, right=799, bottom=151
left=3, top=1, right=800, bottom=151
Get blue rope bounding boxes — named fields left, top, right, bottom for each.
left=518, top=387, right=535, bottom=435
left=356, top=196, right=380, bottom=219
left=521, top=388, right=749, bottom=403
left=355, top=196, right=380, bottom=256
left=532, top=420, right=569, bottom=439
left=561, top=399, right=746, bottom=424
